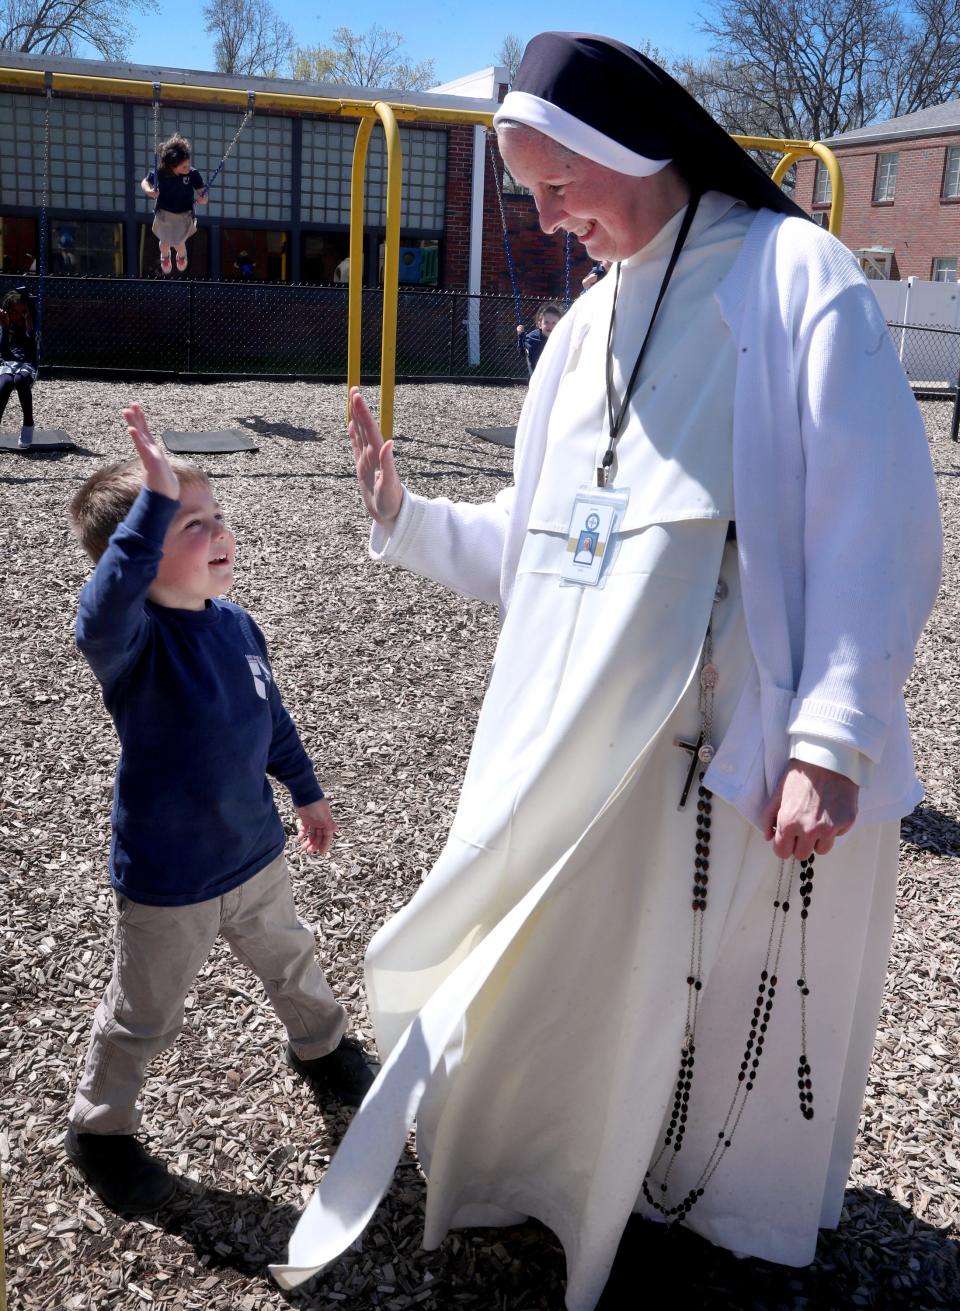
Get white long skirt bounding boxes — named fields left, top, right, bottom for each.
left=272, top=523, right=899, bottom=1311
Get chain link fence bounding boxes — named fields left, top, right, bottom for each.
left=4, top=277, right=958, bottom=440
left=0, top=274, right=572, bottom=383
left=887, top=321, right=960, bottom=441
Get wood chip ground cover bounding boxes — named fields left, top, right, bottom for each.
left=1, top=381, right=957, bottom=1310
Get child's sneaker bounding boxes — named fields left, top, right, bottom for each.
left=65, top=1127, right=177, bottom=1214
left=287, top=1035, right=379, bottom=1107
left=17, top=425, right=33, bottom=448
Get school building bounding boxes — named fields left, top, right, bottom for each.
left=0, top=51, right=587, bottom=297
left=794, top=100, right=960, bottom=282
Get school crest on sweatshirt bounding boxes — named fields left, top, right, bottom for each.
left=246, top=654, right=272, bottom=700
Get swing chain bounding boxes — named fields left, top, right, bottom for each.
left=203, top=92, right=256, bottom=195
left=37, top=72, right=52, bottom=362
left=152, top=82, right=161, bottom=189
left=486, top=132, right=524, bottom=334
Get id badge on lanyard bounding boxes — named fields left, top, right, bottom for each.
left=559, top=485, right=630, bottom=588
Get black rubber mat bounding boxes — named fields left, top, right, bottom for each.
left=466, top=425, right=516, bottom=448
left=162, top=429, right=258, bottom=454
left=0, top=429, right=76, bottom=453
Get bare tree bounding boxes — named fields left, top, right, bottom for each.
left=496, top=33, right=523, bottom=84
left=292, top=24, right=435, bottom=91
left=203, top=0, right=294, bottom=78
left=878, top=0, right=960, bottom=117
left=1, top=0, right=154, bottom=58
left=674, top=52, right=809, bottom=140
left=696, top=0, right=960, bottom=141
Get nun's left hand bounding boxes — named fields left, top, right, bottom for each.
left=762, top=760, right=858, bottom=860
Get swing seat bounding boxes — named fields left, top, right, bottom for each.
left=0, top=428, right=75, bottom=453
left=466, top=425, right=517, bottom=448
left=162, top=429, right=258, bottom=454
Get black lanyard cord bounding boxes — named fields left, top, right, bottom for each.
left=599, top=190, right=702, bottom=487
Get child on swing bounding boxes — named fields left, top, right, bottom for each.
left=0, top=285, right=38, bottom=446
left=516, top=301, right=563, bottom=374
left=141, top=133, right=208, bottom=276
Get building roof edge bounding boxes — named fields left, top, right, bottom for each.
left=0, top=49, right=501, bottom=114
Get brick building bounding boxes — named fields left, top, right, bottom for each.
left=794, top=102, right=960, bottom=281
left=431, top=65, right=591, bottom=299
left=0, top=51, right=580, bottom=300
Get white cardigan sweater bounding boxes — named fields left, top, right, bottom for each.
left=373, top=210, right=941, bottom=830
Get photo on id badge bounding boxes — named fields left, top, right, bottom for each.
left=574, top=513, right=601, bottom=565
left=561, top=491, right=625, bottom=588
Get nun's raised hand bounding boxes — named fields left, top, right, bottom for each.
left=348, top=386, right=402, bottom=527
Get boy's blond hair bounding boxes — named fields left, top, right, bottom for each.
left=70, top=458, right=210, bottom=562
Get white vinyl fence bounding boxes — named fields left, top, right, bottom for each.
left=870, top=277, right=960, bottom=388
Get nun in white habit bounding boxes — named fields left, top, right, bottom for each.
left=272, top=32, right=941, bottom=1311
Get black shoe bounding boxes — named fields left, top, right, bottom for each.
left=65, top=1127, right=177, bottom=1215
left=287, top=1035, right=379, bottom=1107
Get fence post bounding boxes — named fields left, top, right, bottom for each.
left=186, top=281, right=194, bottom=375
left=467, top=293, right=481, bottom=369
left=448, top=293, right=457, bottom=378
left=951, top=366, right=960, bottom=442
left=899, top=279, right=913, bottom=364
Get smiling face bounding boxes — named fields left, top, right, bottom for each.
left=148, top=480, right=235, bottom=611
left=172, top=158, right=192, bottom=176
left=497, top=125, right=690, bottom=262
left=538, top=310, right=561, bottom=336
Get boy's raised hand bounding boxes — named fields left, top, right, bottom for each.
left=347, top=387, right=402, bottom=526
left=296, top=799, right=337, bottom=856
left=122, top=403, right=180, bottom=501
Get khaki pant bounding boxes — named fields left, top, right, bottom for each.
left=69, top=854, right=347, bottom=1135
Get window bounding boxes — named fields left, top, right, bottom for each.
left=943, top=146, right=960, bottom=199
left=382, top=238, right=440, bottom=286
left=0, top=215, right=38, bottom=275
left=301, top=232, right=351, bottom=283
left=932, top=256, right=958, bottom=282
left=813, top=162, right=832, bottom=206
left=300, top=121, right=447, bottom=230
left=0, top=91, right=125, bottom=210
left=811, top=211, right=829, bottom=229
left=856, top=249, right=894, bottom=280
left=134, top=106, right=292, bottom=223
left=221, top=228, right=288, bottom=281
left=873, top=153, right=898, bottom=203
left=48, top=220, right=123, bottom=276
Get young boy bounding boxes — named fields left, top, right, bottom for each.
left=65, top=403, right=376, bottom=1215
left=516, top=301, right=562, bottom=374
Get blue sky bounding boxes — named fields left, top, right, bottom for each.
left=125, top=4, right=715, bottom=85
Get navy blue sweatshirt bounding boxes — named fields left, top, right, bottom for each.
left=76, top=487, right=322, bottom=906
left=0, top=319, right=38, bottom=366
left=518, top=326, right=549, bottom=372
left=146, top=168, right=205, bottom=214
